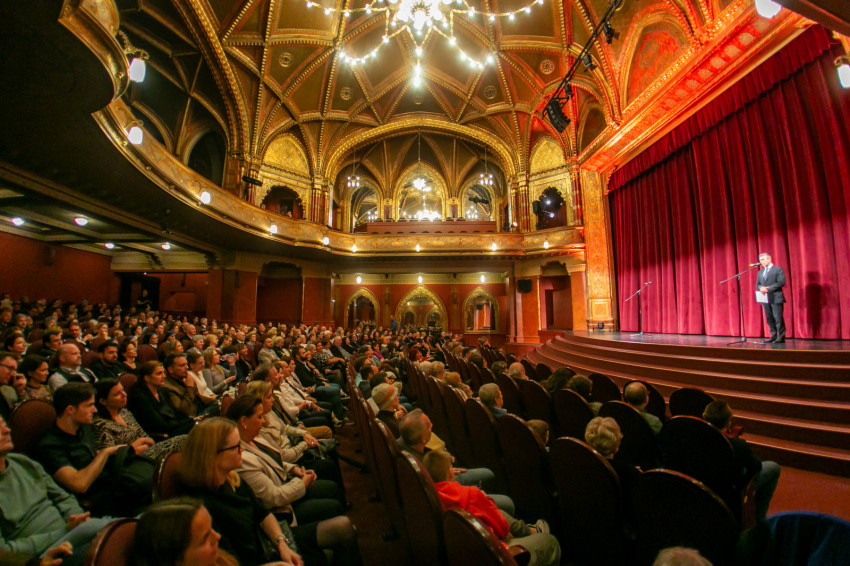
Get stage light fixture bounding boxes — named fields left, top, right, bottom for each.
left=602, top=22, right=619, bottom=44
left=545, top=98, right=570, bottom=133
left=582, top=53, right=596, bottom=72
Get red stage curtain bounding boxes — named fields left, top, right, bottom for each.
left=610, top=28, right=850, bottom=339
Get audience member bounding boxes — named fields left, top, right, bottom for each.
left=567, top=375, right=602, bottom=415
left=47, top=344, right=96, bottom=391
left=116, top=341, right=138, bottom=375
left=88, top=341, right=123, bottom=380
left=20, top=356, right=52, bottom=402
left=543, top=367, right=576, bottom=395
left=624, top=382, right=662, bottom=436
left=0, top=351, right=23, bottom=421
left=479, top=383, right=507, bottom=419
left=201, top=348, right=235, bottom=395
left=585, top=416, right=641, bottom=497
left=128, top=361, right=196, bottom=437
left=4, top=332, right=27, bottom=362
left=652, top=547, right=713, bottom=566
left=371, top=383, right=406, bottom=437
left=507, top=362, right=528, bottom=383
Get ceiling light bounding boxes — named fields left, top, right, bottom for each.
left=754, top=0, right=781, bottom=18
left=418, top=275, right=423, bottom=283
left=356, top=276, right=362, bottom=284
left=104, top=242, right=115, bottom=250
left=199, top=191, right=211, bottom=204
left=128, top=58, right=147, bottom=82
left=543, top=240, right=550, bottom=249
left=269, top=224, right=278, bottom=234
left=11, top=217, right=24, bottom=226
left=837, top=58, right=850, bottom=89
left=74, top=217, right=88, bottom=226
left=161, top=242, right=171, bottom=250
left=322, top=236, right=330, bottom=245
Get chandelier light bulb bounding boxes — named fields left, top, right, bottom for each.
left=74, top=217, right=88, bottom=226
left=543, top=240, right=550, bottom=249
left=508, top=13, right=514, bottom=20
left=754, top=0, right=781, bottom=18
left=11, top=217, right=24, bottom=226
left=128, top=58, right=147, bottom=82
left=490, top=242, right=497, bottom=251
left=199, top=191, right=211, bottom=204
left=104, top=242, right=115, bottom=249
left=415, top=244, right=421, bottom=252
left=352, top=244, right=358, bottom=253
left=480, top=275, right=485, bottom=282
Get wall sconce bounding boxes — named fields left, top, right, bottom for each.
left=269, top=223, right=278, bottom=234
left=199, top=191, right=211, bottom=204
left=119, top=30, right=150, bottom=83
left=124, top=120, right=144, bottom=145
left=837, top=56, right=850, bottom=89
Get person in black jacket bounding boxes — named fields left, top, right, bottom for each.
left=128, top=361, right=195, bottom=438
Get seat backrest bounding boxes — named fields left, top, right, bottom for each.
left=83, top=518, right=138, bottom=566
left=396, top=452, right=445, bottom=566
left=552, top=389, right=594, bottom=440
left=466, top=361, right=484, bottom=392
left=426, top=378, right=451, bottom=448
left=624, top=380, right=667, bottom=421
left=550, top=437, right=627, bottom=566
left=520, top=358, right=535, bottom=378
left=442, top=386, right=474, bottom=468
left=463, top=398, right=508, bottom=493
left=370, top=419, right=406, bottom=531
left=497, top=414, right=555, bottom=524
left=10, top=399, right=56, bottom=455
left=220, top=394, right=234, bottom=416
left=660, top=416, right=742, bottom=516
left=153, top=452, right=183, bottom=501
left=136, top=344, right=158, bottom=364
left=495, top=374, right=524, bottom=417
left=82, top=349, right=100, bottom=369
left=119, top=373, right=138, bottom=393
left=588, top=373, right=621, bottom=403
left=669, top=387, right=715, bottom=418
left=737, top=511, right=850, bottom=566
left=534, top=363, right=552, bottom=383
left=519, top=379, right=553, bottom=425
left=443, top=508, right=520, bottom=566
left=631, top=470, right=739, bottom=566
left=480, top=367, right=496, bottom=386
left=599, top=401, right=658, bottom=470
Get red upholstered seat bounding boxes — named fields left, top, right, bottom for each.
left=396, top=452, right=445, bottom=566
left=442, top=386, right=475, bottom=468
left=153, top=452, right=183, bottom=501
left=495, top=373, right=525, bottom=417
left=497, top=414, right=555, bottom=524
left=520, top=379, right=554, bottom=425
left=444, top=508, right=526, bottom=566
left=589, top=373, right=621, bottom=404
left=10, top=399, right=56, bottom=455
left=83, top=518, right=138, bottom=566
left=669, top=387, right=715, bottom=418
left=599, top=401, right=659, bottom=471
left=552, top=389, right=594, bottom=440
left=464, top=398, right=509, bottom=493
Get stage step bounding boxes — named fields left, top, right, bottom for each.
left=526, top=332, right=850, bottom=477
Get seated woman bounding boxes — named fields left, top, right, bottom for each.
left=117, top=341, right=139, bottom=375
left=371, top=384, right=405, bottom=438
left=4, top=331, right=27, bottom=362
left=543, top=367, right=576, bottom=396
left=128, top=361, right=196, bottom=438
left=129, top=497, right=238, bottom=566
left=187, top=351, right=219, bottom=403
left=202, top=348, right=236, bottom=395
left=93, top=378, right=185, bottom=461
left=443, top=371, right=472, bottom=401
left=245, top=381, right=345, bottom=498
left=584, top=416, right=641, bottom=497
left=20, top=355, right=52, bottom=402
left=569, top=375, right=602, bottom=415
left=226, top=395, right=344, bottom=525
left=274, top=359, right=334, bottom=430
left=177, top=418, right=360, bottom=566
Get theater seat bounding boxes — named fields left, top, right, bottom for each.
left=669, top=387, right=715, bottom=418
left=10, top=399, right=56, bottom=455
left=444, top=508, right=528, bottom=566
left=396, top=452, right=445, bottom=566
left=552, top=389, right=594, bottom=440
left=153, top=452, right=183, bottom=501
left=83, top=518, right=138, bottom=566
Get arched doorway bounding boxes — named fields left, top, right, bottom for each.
left=462, top=287, right=499, bottom=332
left=394, top=286, right=448, bottom=329
left=262, top=186, right=304, bottom=219
left=343, top=288, right=381, bottom=328
left=534, top=187, right=567, bottom=229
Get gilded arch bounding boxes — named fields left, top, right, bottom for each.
left=394, top=286, right=449, bottom=328
left=343, top=288, right=381, bottom=328
left=462, top=287, right=500, bottom=332
left=393, top=163, right=449, bottom=220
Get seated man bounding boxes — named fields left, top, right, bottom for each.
left=703, top=400, right=780, bottom=521
left=423, top=449, right=560, bottom=566
left=624, top=382, right=662, bottom=436
left=47, top=344, right=97, bottom=390
left=0, top=351, right=24, bottom=421
left=567, top=375, right=602, bottom=415
left=507, top=362, right=527, bottom=383
left=32, top=383, right=154, bottom=517
left=292, top=346, right=345, bottom=422
left=398, top=409, right=513, bottom=514
left=87, top=341, right=123, bottom=381
left=162, top=353, right=216, bottom=419
left=32, top=329, right=62, bottom=360
left=479, top=383, right=508, bottom=419
left=0, top=416, right=112, bottom=566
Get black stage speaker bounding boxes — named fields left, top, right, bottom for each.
left=545, top=99, right=571, bottom=133
left=518, top=279, right=533, bottom=293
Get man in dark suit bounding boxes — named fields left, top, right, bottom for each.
left=756, top=252, right=786, bottom=343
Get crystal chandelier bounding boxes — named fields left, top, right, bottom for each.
left=346, top=146, right=360, bottom=188
left=479, top=147, right=494, bottom=186
left=413, top=129, right=431, bottom=193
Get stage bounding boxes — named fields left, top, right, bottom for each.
left=526, top=331, right=850, bottom=477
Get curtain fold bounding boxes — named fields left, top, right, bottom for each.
left=610, top=34, right=850, bottom=339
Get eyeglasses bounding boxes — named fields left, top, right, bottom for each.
left=0, top=364, right=16, bottom=371
left=217, top=443, right=242, bottom=454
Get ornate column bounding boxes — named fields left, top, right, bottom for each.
left=222, top=154, right=257, bottom=197
left=310, top=177, right=329, bottom=225
left=579, top=169, right=615, bottom=329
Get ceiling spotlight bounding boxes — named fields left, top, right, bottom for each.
left=490, top=242, right=497, bottom=251
left=127, top=125, right=144, bottom=145
left=480, top=275, right=485, bottom=282
left=269, top=224, right=278, bottom=234
left=602, top=22, right=619, bottom=44
left=582, top=53, right=596, bottom=72
left=161, top=242, right=171, bottom=250
left=322, top=236, right=330, bottom=245
left=128, top=57, right=147, bottom=82
left=837, top=57, right=850, bottom=89
left=11, top=217, right=24, bottom=226
left=104, top=242, right=115, bottom=250
left=418, top=275, right=423, bottom=284
left=74, top=217, right=88, bottom=226
left=754, top=0, right=781, bottom=18
left=356, top=276, right=362, bottom=284
left=199, top=191, right=211, bottom=204
left=543, top=240, right=550, bottom=249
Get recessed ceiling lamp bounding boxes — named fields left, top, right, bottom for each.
left=104, top=242, right=115, bottom=249
left=161, top=242, right=171, bottom=250
left=11, top=217, right=24, bottom=226
left=754, top=0, right=781, bottom=18
left=199, top=191, right=211, bottom=204
left=74, top=217, right=88, bottom=226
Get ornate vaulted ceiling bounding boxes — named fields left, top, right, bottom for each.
left=116, top=0, right=800, bottom=188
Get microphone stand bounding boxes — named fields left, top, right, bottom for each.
left=720, top=265, right=760, bottom=346
left=625, top=282, right=653, bottom=337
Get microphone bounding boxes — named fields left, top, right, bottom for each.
left=749, top=263, right=760, bottom=267
left=644, top=281, right=653, bottom=285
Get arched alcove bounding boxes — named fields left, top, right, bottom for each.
left=394, top=286, right=448, bottom=329
left=262, top=186, right=304, bottom=219
left=187, top=131, right=226, bottom=185
left=343, top=288, right=381, bottom=328
left=462, top=287, right=500, bottom=332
